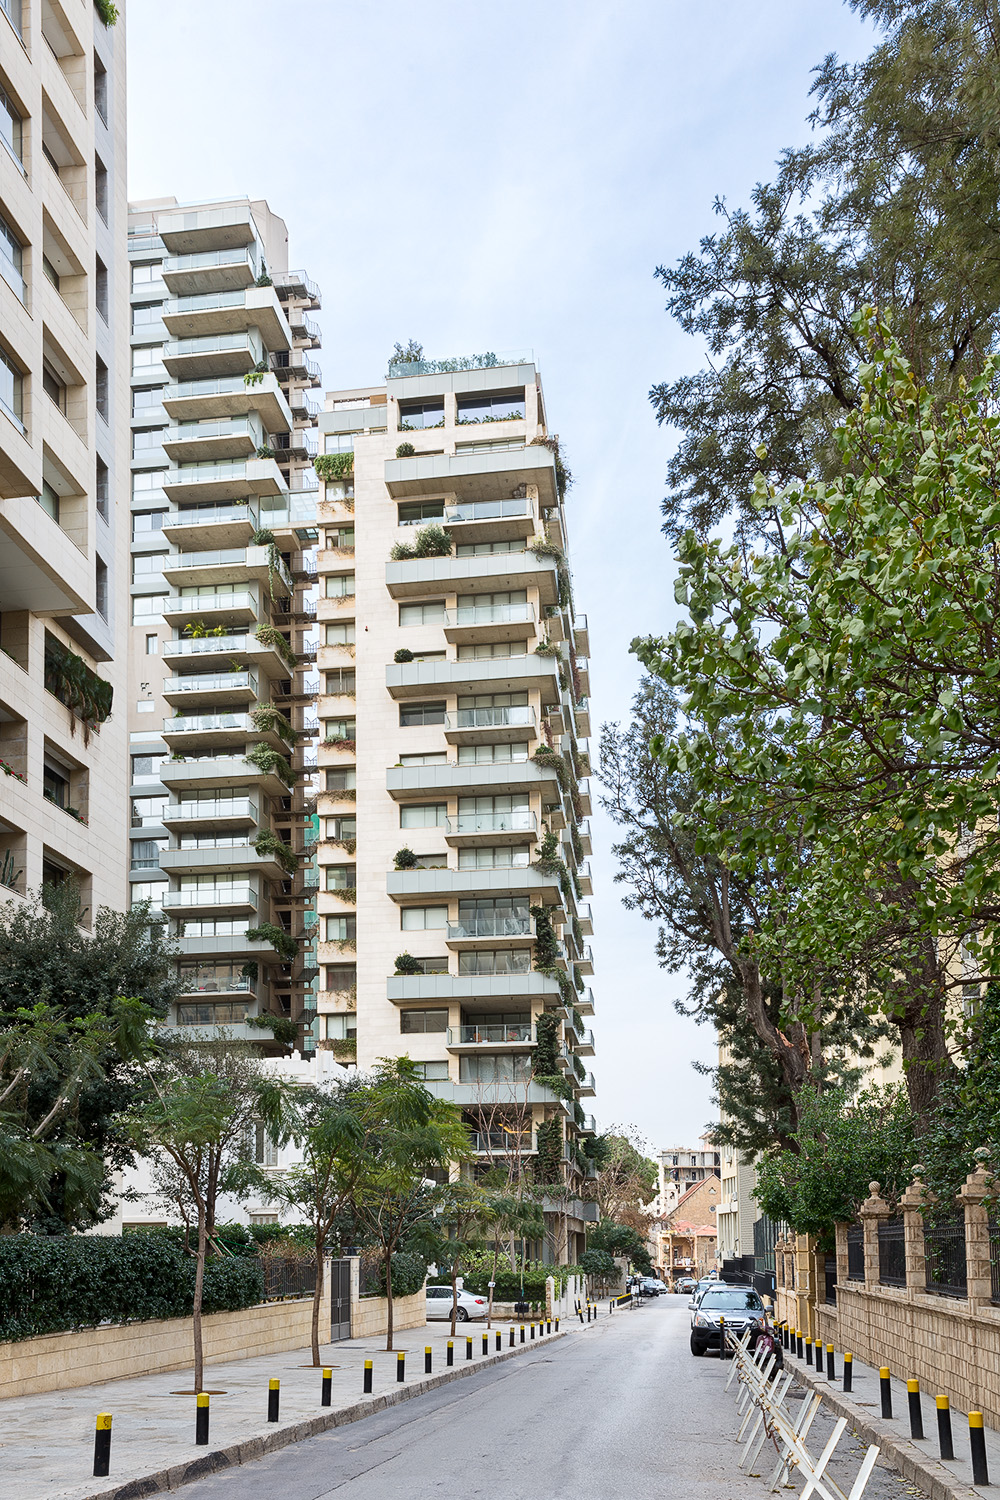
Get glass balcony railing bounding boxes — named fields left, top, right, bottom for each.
left=177, top=972, right=258, bottom=995
left=163, top=504, right=258, bottom=531
left=163, top=248, right=260, bottom=276
left=167, top=289, right=249, bottom=314
left=167, top=549, right=248, bottom=570
left=444, top=498, right=530, bottom=524
left=167, top=374, right=267, bottom=401
left=172, top=417, right=263, bottom=443
left=165, top=670, right=257, bottom=694
left=447, top=603, right=535, bottom=629
left=166, top=591, right=255, bottom=614
left=446, top=915, right=533, bottom=940
left=162, top=886, right=257, bottom=909
left=274, top=269, right=320, bottom=301
left=469, top=1131, right=534, bottom=1152
left=165, top=712, right=253, bottom=734
left=163, top=633, right=248, bottom=657
left=446, top=811, right=536, bottom=837
left=168, top=798, right=258, bottom=821
left=450, top=1023, right=534, bottom=1044
left=164, top=461, right=268, bottom=486
left=166, top=331, right=263, bottom=361
left=446, top=706, right=536, bottom=732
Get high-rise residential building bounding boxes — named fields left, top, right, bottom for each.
left=0, top=0, right=129, bottom=911
left=126, top=195, right=321, bottom=1047
left=315, top=351, right=598, bottom=1262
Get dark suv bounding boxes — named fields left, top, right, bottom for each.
left=689, top=1286, right=766, bottom=1356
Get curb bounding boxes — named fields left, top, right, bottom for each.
left=79, top=1329, right=570, bottom=1500
left=790, top=1362, right=983, bottom=1500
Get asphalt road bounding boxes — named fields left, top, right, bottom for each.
left=176, top=1295, right=916, bottom=1500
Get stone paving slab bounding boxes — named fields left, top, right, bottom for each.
left=0, top=1315, right=588, bottom=1500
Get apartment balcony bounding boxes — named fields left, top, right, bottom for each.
left=442, top=602, right=538, bottom=646
left=162, top=669, right=260, bottom=708
left=575, top=705, right=592, bottom=738
left=162, top=287, right=291, bottom=349
left=162, top=457, right=287, bottom=505
left=575, top=1028, right=596, bottom=1057
left=386, top=865, right=563, bottom=908
left=421, top=1078, right=569, bottom=1107
left=575, top=945, right=594, bottom=976
left=441, top=704, right=537, bottom=746
left=387, top=971, right=561, bottom=1009
left=576, top=987, right=596, bottom=1017
left=163, top=373, right=293, bottom=432
left=442, top=497, right=536, bottom=544
left=159, top=843, right=288, bottom=882
left=172, top=933, right=276, bottom=961
left=162, top=502, right=259, bottom=550
left=469, top=1131, right=536, bottom=1154
left=162, top=416, right=264, bottom=464
left=163, top=333, right=263, bottom=381
left=385, top=549, right=559, bottom=606
left=577, top=861, right=593, bottom=897
left=161, top=546, right=292, bottom=596
left=157, top=203, right=258, bottom=255
left=161, top=883, right=262, bottom=917
left=446, top=1023, right=536, bottom=1050
left=176, top=974, right=258, bottom=1002
left=388, top=652, right=557, bottom=702
left=573, top=614, right=590, bottom=656
left=445, top=914, right=536, bottom=949
left=161, top=797, right=260, bottom=831
left=161, top=632, right=292, bottom=680
left=577, top=1071, right=596, bottom=1097
left=577, top=821, right=593, bottom=856
left=577, top=902, right=594, bottom=936
left=161, top=248, right=260, bottom=297
left=574, top=658, right=591, bottom=699
left=160, top=755, right=294, bottom=800
left=269, top=347, right=311, bottom=382
left=386, top=760, right=559, bottom=805
left=161, top=710, right=290, bottom=752
left=162, top=590, right=260, bottom=630
left=444, top=811, right=537, bottom=847
left=384, top=445, right=558, bottom=507
left=273, top=269, right=321, bottom=307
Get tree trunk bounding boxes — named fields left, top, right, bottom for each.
left=384, top=1251, right=394, bottom=1352
left=896, top=996, right=951, bottom=1133
left=193, top=1205, right=207, bottom=1394
left=450, top=1265, right=459, bottom=1338
left=311, top=1235, right=324, bottom=1367
left=486, top=1240, right=499, bottom=1329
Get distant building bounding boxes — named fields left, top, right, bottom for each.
left=656, top=1175, right=720, bottom=1280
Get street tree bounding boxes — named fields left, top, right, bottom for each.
left=585, top=1129, right=659, bottom=1234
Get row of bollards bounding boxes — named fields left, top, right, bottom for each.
left=92, top=1319, right=563, bottom=1475
left=776, top=1321, right=989, bottom=1484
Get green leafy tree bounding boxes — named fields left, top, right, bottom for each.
left=585, top=1129, right=659, bottom=1234
left=651, top=0, right=1000, bottom=543
left=434, top=1180, right=499, bottom=1336
left=588, top=1219, right=653, bottom=1276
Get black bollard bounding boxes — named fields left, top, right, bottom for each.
left=466, top=1336, right=473, bottom=1361
left=363, top=1359, right=373, bottom=1393
left=555, top=1318, right=560, bottom=1332
left=509, top=1327, right=514, bottom=1348
left=447, top=1341, right=454, bottom=1366
left=268, top=1379, right=280, bottom=1422
left=520, top=1324, right=525, bottom=1343
left=482, top=1332, right=489, bottom=1356
left=880, top=1368, right=892, bottom=1420
left=396, top=1351, right=405, bottom=1383
left=805, top=1336, right=813, bottom=1367
left=907, top=1379, right=924, bottom=1440
left=826, top=1344, right=835, bottom=1382
left=936, top=1395, right=954, bottom=1461
left=970, top=1412, right=990, bottom=1486
left=843, top=1352, right=853, bottom=1393
left=796, top=1330, right=804, bottom=1360
left=321, top=1368, right=332, bottom=1407
left=425, top=1346, right=432, bottom=1375
left=196, top=1393, right=210, bottom=1446
left=530, top=1322, right=536, bottom=1340
left=93, top=1413, right=112, bottom=1478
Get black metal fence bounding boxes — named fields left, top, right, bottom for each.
left=846, top=1223, right=865, bottom=1281
left=358, top=1259, right=382, bottom=1298
left=753, top=1215, right=778, bottom=1274
left=824, top=1253, right=837, bottom=1305
left=924, top=1217, right=968, bottom=1298
left=260, top=1256, right=316, bottom=1302
left=878, top=1218, right=906, bottom=1287
left=990, top=1218, right=1000, bottom=1305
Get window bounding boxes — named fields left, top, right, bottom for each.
left=133, top=428, right=167, bottom=454
left=411, top=1060, right=449, bottom=1081
left=458, top=949, right=531, bottom=975
left=42, top=358, right=66, bottom=412
left=95, top=257, right=108, bottom=322
left=135, top=699, right=155, bottom=713
left=400, top=803, right=446, bottom=829
left=42, top=255, right=60, bottom=288
left=38, top=480, right=60, bottom=522
left=399, top=701, right=446, bottom=728
left=324, top=622, right=356, bottom=646
left=95, top=558, right=108, bottom=620
left=94, top=58, right=107, bottom=122
left=324, top=433, right=354, bottom=453
left=95, top=156, right=108, bottom=222
left=399, top=600, right=445, bottom=626
left=0, top=346, right=23, bottom=429
left=325, top=915, right=357, bottom=941
left=132, top=385, right=166, bottom=414
left=325, top=816, right=356, bottom=841
left=400, top=1009, right=448, bottom=1034
left=131, top=838, right=165, bottom=870
left=459, top=1053, right=532, bottom=1082
left=131, top=261, right=163, bottom=289
left=458, top=641, right=526, bottom=659
left=132, top=345, right=164, bottom=373
left=132, top=594, right=166, bottom=623
left=145, top=634, right=158, bottom=655
left=132, top=469, right=167, bottom=497
left=325, top=767, right=357, bottom=792
left=132, top=511, right=166, bottom=538
left=325, top=964, right=356, bottom=993
left=456, top=389, right=525, bottom=422
left=0, top=84, right=24, bottom=173
left=325, top=573, right=355, bottom=598
left=398, top=502, right=445, bottom=527
left=458, top=743, right=528, bottom=764
left=325, top=865, right=354, bottom=891
left=0, top=211, right=24, bottom=302
left=132, top=302, right=165, bottom=329
left=42, top=760, right=69, bottom=808
left=96, top=457, right=109, bottom=521
left=130, top=881, right=166, bottom=913
left=458, top=846, right=530, bottom=869
left=398, top=752, right=447, bottom=767
left=456, top=540, right=526, bottom=557
left=398, top=400, right=444, bottom=430
left=132, top=552, right=167, bottom=578
left=408, top=853, right=449, bottom=870
left=401, top=905, right=447, bottom=930
left=95, top=357, right=109, bottom=421
left=325, top=669, right=356, bottom=694
left=131, top=755, right=166, bottom=786
left=323, top=718, right=356, bottom=741
left=325, top=526, right=355, bottom=548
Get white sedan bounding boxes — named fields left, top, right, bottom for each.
left=425, top=1285, right=489, bottom=1321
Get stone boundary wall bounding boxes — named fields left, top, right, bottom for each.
left=0, top=1287, right=330, bottom=1400
left=351, top=1290, right=426, bottom=1340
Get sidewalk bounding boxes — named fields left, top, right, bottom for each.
left=786, top=1338, right=1000, bottom=1500
left=3, top=1314, right=589, bottom=1500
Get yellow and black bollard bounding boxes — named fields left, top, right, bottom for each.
left=93, top=1413, right=112, bottom=1478
left=936, top=1395, right=954, bottom=1460
left=719, top=1315, right=727, bottom=1361
left=796, top=1329, right=804, bottom=1360
left=321, top=1368, right=332, bottom=1407
left=424, top=1346, right=432, bottom=1375
left=482, top=1332, right=489, bottom=1356
left=520, top=1324, right=525, bottom=1344
left=466, top=1335, right=473, bottom=1361
left=586, top=1302, right=591, bottom=1323
left=805, top=1335, right=813, bottom=1367
left=970, top=1411, right=990, bottom=1485
left=555, top=1317, right=559, bottom=1332
left=530, top=1322, right=536, bottom=1341
left=508, top=1326, right=514, bottom=1348
left=814, top=1338, right=823, bottom=1368
left=268, top=1379, right=280, bottom=1422
left=363, top=1359, right=373, bottom=1394
left=907, top=1378, right=923, bottom=1440
left=495, top=1331, right=502, bottom=1352
left=396, top=1351, right=405, bottom=1383
left=826, top=1344, right=835, bottom=1381
left=843, top=1351, right=853, bottom=1392
left=196, top=1392, right=210, bottom=1446
left=880, top=1367, right=892, bottom=1420
left=447, top=1340, right=454, bottom=1366
left=546, top=1319, right=551, bottom=1334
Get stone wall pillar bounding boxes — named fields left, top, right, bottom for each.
left=860, top=1181, right=890, bottom=1286
left=960, top=1150, right=996, bottom=1308
left=900, top=1173, right=931, bottom=1294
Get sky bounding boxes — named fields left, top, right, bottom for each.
left=126, top=0, right=875, bottom=1151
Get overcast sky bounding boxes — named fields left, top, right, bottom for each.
left=127, top=0, right=873, bottom=1151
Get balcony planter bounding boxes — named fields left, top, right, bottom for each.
left=315, top=453, right=354, bottom=481
left=245, top=923, right=297, bottom=960
left=44, top=639, right=114, bottom=743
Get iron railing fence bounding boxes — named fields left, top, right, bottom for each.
left=846, top=1224, right=865, bottom=1281
left=878, top=1218, right=906, bottom=1287
left=924, top=1217, right=968, bottom=1298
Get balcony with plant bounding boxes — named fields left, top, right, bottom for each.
left=389, top=525, right=452, bottom=561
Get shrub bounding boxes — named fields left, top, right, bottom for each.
left=395, top=442, right=416, bottom=458
left=376, top=1250, right=427, bottom=1298
left=394, top=848, right=417, bottom=869
left=463, top=1267, right=548, bottom=1302
left=393, top=648, right=414, bottom=663
left=390, top=525, right=452, bottom=561
left=315, top=453, right=354, bottom=481
left=580, top=1249, right=617, bottom=1281
left=394, top=952, right=422, bottom=974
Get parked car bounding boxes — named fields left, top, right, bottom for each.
left=689, top=1286, right=767, bottom=1356
left=647, top=1278, right=669, bottom=1295
left=425, top=1285, right=489, bottom=1321
left=639, top=1277, right=662, bottom=1297
left=674, top=1276, right=698, bottom=1295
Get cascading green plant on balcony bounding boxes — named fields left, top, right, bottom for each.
left=246, top=1014, right=298, bottom=1047
left=244, top=742, right=297, bottom=786
left=95, top=0, right=119, bottom=25
left=527, top=537, right=573, bottom=610
left=252, top=829, right=298, bottom=875
left=314, top=453, right=354, bottom=481
left=529, top=435, right=573, bottom=500
left=389, top=525, right=452, bottom=562
left=250, top=703, right=298, bottom=746
left=328, top=886, right=357, bottom=905
left=254, top=624, right=297, bottom=669
left=533, top=640, right=561, bottom=657
left=245, top=923, right=298, bottom=960
left=530, top=905, right=560, bottom=973
left=44, top=637, right=113, bottom=745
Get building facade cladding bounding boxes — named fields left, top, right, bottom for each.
left=126, top=194, right=321, bottom=1048
left=0, top=0, right=129, bottom=914
left=314, top=356, right=597, bottom=1262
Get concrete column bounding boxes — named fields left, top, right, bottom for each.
left=900, top=1173, right=932, bottom=1293
left=960, top=1151, right=996, bottom=1308
left=860, top=1181, right=891, bottom=1287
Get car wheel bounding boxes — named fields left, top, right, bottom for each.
left=690, top=1336, right=705, bottom=1356
left=456, top=1306, right=469, bottom=1322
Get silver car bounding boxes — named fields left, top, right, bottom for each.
left=690, top=1287, right=766, bottom=1355
left=425, top=1285, right=489, bottom=1321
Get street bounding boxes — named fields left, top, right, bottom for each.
left=173, top=1296, right=914, bottom=1500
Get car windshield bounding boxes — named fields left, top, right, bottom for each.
left=700, top=1290, right=763, bottom=1311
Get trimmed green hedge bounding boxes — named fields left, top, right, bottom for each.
left=377, top=1251, right=428, bottom=1299
left=0, top=1234, right=264, bottom=1343
left=462, top=1268, right=549, bottom=1302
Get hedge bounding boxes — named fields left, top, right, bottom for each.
left=462, top=1267, right=549, bottom=1302
left=0, top=1233, right=264, bottom=1343
left=376, top=1250, right=428, bottom=1299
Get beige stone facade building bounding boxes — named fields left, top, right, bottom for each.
left=0, top=0, right=129, bottom=913
left=314, top=352, right=598, bottom=1261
